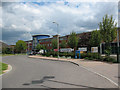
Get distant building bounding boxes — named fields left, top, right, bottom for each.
left=25, top=28, right=120, bottom=54
left=26, top=35, right=50, bottom=53
left=25, top=32, right=91, bottom=52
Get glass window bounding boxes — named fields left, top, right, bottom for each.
left=60, top=38, right=63, bottom=40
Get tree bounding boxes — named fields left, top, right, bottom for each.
left=15, top=40, right=27, bottom=53
left=51, top=39, right=57, bottom=49
left=99, top=14, right=117, bottom=56
left=68, top=31, right=79, bottom=50
left=90, top=30, right=102, bottom=47
left=2, top=47, right=12, bottom=54
left=60, top=40, right=67, bottom=48
left=35, top=44, right=41, bottom=51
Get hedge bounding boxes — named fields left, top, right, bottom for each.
left=41, top=52, right=117, bottom=63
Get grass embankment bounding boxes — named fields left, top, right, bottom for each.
left=0, top=62, right=8, bottom=75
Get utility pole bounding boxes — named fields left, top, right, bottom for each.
left=117, top=28, right=119, bottom=63
left=53, top=22, right=59, bottom=59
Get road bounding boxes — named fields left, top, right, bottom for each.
left=1, top=55, right=118, bottom=89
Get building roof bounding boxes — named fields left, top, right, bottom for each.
left=0, top=41, right=10, bottom=49
left=39, top=37, right=53, bottom=41
left=25, top=40, right=33, bottom=42
left=32, top=34, right=50, bottom=37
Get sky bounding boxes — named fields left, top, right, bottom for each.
left=0, top=0, right=119, bottom=45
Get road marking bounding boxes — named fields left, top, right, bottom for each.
left=77, top=63, right=119, bottom=88
left=29, top=56, right=119, bottom=87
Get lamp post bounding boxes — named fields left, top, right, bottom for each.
left=117, top=28, right=119, bottom=63
left=53, top=21, right=59, bottom=59
left=28, top=41, right=30, bottom=55
left=26, top=31, right=32, bottom=55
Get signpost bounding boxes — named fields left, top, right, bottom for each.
left=91, top=47, right=98, bottom=53
left=78, top=47, right=87, bottom=51
left=75, top=50, right=81, bottom=59
left=60, top=48, right=74, bottom=52
left=54, top=49, right=58, bottom=52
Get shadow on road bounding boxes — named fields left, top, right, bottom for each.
left=22, top=76, right=107, bottom=90
left=23, top=76, right=55, bottom=85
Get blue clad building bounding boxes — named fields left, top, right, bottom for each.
left=32, top=34, right=50, bottom=50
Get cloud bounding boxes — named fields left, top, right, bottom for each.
left=1, top=1, right=118, bottom=45
left=2, top=0, right=119, bottom=2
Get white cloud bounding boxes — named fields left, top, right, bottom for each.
left=2, top=0, right=119, bottom=2
left=1, top=1, right=118, bottom=45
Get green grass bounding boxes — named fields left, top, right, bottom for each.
left=1, top=54, right=15, bottom=56
left=0, top=53, right=27, bottom=57
left=0, top=62, right=8, bottom=74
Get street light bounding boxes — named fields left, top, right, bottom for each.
left=27, top=41, right=31, bottom=55
left=117, top=28, right=119, bottom=63
left=26, top=31, right=32, bottom=55
left=53, top=21, right=59, bottom=59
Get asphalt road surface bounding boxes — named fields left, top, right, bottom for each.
left=1, top=55, right=118, bottom=89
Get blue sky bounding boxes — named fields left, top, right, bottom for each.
left=0, top=0, right=119, bottom=45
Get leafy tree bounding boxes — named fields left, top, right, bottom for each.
left=99, top=14, right=117, bottom=56
left=68, top=31, right=79, bottom=50
left=41, top=45, right=47, bottom=50
left=35, top=44, right=41, bottom=51
left=51, top=39, right=57, bottom=49
left=60, top=40, right=67, bottom=48
left=15, top=40, right=27, bottom=53
left=2, top=47, right=12, bottom=54
left=90, top=30, right=102, bottom=47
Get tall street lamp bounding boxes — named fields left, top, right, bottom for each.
left=53, top=21, right=59, bottom=59
left=26, top=31, right=32, bottom=55
left=117, top=28, right=119, bottom=63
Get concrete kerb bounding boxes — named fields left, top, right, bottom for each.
left=28, top=56, right=79, bottom=66
left=0, top=64, right=12, bottom=77
left=28, top=55, right=119, bottom=88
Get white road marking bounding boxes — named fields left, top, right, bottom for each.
left=78, top=63, right=119, bottom=88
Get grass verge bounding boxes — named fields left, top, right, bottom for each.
left=0, top=62, right=8, bottom=75
left=0, top=53, right=27, bottom=57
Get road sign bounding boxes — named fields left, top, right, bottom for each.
left=60, top=48, right=74, bottom=52
left=54, top=49, right=58, bottom=52
left=75, top=50, right=81, bottom=59
left=91, top=47, right=98, bottom=53
left=78, top=47, right=87, bottom=51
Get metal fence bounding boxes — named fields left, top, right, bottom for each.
left=101, top=43, right=120, bottom=54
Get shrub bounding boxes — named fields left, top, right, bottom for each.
left=81, top=53, right=104, bottom=61
left=103, top=56, right=116, bottom=63
left=81, top=53, right=87, bottom=58
left=46, top=52, right=50, bottom=57
left=84, top=57, right=89, bottom=60
left=89, top=57, right=94, bottom=60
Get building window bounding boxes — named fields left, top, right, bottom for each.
left=60, top=38, right=63, bottom=40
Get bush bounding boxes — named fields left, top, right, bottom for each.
left=41, top=51, right=116, bottom=63
left=81, top=53, right=87, bottom=58
left=46, top=52, right=50, bottom=57
left=81, top=53, right=101, bottom=59
left=84, top=57, right=89, bottom=60
left=103, top=56, right=116, bottom=63
left=81, top=53, right=105, bottom=61
left=89, top=57, right=94, bottom=60
left=2, top=48, right=12, bottom=54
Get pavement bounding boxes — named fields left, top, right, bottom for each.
left=1, top=55, right=119, bottom=89
left=29, top=55, right=120, bottom=88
